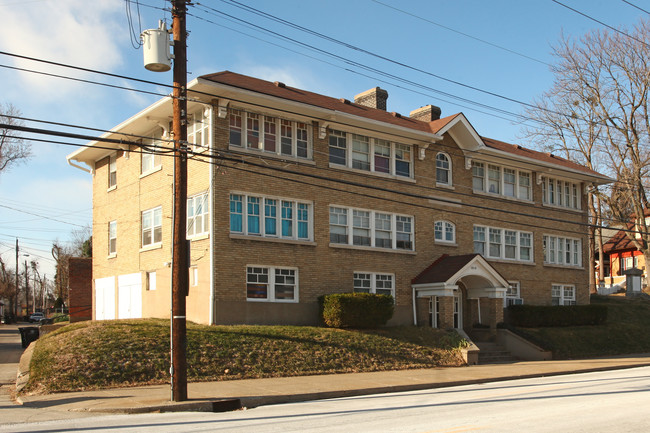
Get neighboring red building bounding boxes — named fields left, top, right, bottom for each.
left=600, top=224, right=646, bottom=293
left=68, top=257, right=92, bottom=322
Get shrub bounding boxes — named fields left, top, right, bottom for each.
left=506, top=304, right=607, bottom=327
left=52, top=313, right=69, bottom=323
left=319, top=293, right=394, bottom=328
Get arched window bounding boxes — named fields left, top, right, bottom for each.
left=436, top=153, right=451, bottom=185
left=434, top=220, right=455, bottom=243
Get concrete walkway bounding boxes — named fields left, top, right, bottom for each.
left=14, top=353, right=650, bottom=415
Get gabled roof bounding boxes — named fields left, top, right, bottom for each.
left=412, top=254, right=481, bottom=285
left=602, top=224, right=638, bottom=254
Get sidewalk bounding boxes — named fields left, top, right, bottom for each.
left=15, top=353, right=650, bottom=414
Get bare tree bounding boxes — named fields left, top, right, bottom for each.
left=0, top=257, right=17, bottom=317
left=524, top=20, right=650, bottom=285
left=0, top=103, right=31, bottom=174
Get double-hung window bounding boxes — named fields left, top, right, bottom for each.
left=353, top=272, right=395, bottom=298
left=246, top=266, right=298, bottom=302
left=187, top=192, right=209, bottom=238
left=188, top=109, right=210, bottom=153
left=474, top=225, right=533, bottom=262
left=328, top=129, right=413, bottom=178
left=541, top=177, right=581, bottom=209
left=108, top=220, right=117, bottom=255
left=434, top=220, right=455, bottom=243
left=141, top=207, right=162, bottom=248
left=141, top=134, right=163, bottom=174
left=230, top=193, right=312, bottom=241
left=505, top=281, right=523, bottom=307
left=472, top=161, right=532, bottom=200
left=330, top=206, right=414, bottom=251
left=229, top=108, right=312, bottom=159
left=108, top=155, right=117, bottom=189
left=543, top=235, right=582, bottom=267
left=551, top=284, right=576, bottom=306
left=436, top=153, right=451, bottom=185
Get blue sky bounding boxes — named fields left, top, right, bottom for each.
left=0, top=0, right=646, bottom=277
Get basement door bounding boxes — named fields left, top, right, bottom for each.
left=95, top=276, right=116, bottom=320
left=117, top=273, right=142, bottom=319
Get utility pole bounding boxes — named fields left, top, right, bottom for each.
left=170, top=0, right=189, bottom=402
left=15, top=239, right=18, bottom=317
left=24, top=260, right=29, bottom=317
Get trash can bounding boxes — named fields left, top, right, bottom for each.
left=18, top=327, right=39, bottom=349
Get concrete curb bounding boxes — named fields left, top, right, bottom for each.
left=75, top=398, right=243, bottom=414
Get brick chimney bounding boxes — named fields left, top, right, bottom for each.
left=354, top=87, right=389, bottom=111
left=410, top=104, right=442, bottom=122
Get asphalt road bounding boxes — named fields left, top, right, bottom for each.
left=3, top=366, right=650, bottom=432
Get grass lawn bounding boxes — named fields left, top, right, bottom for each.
left=512, top=295, right=650, bottom=359
left=24, top=321, right=467, bottom=394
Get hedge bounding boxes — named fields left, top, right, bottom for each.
left=319, top=292, right=394, bottom=328
left=506, top=304, right=607, bottom=327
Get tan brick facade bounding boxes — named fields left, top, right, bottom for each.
left=71, top=72, right=610, bottom=330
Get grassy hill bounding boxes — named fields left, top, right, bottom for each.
left=24, top=321, right=467, bottom=394
left=512, top=295, right=650, bottom=359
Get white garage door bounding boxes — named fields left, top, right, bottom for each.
left=95, top=276, right=116, bottom=320
left=118, top=273, right=142, bottom=319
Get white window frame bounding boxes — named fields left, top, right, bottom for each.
left=434, top=220, right=455, bottom=244
left=187, top=192, right=209, bottom=238
left=543, top=235, right=582, bottom=267
left=328, top=129, right=413, bottom=179
left=108, top=220, right=117, bottom=256
left=141, top=130, right=163, bottom=175
left=146, top=271, right=156, bottom=291
left=330, top=205, right=414, bottom=251
left=505, top=281, right=523, bottom=307
left=228, top=108, right=312, bottom=160
left=190, top=266, right=199, bottom=287
left=541, top=176, right=581, bottom=210
left=473, top=224, right=533, bottom=262
left=108, top=154, right=117, bottom=189
left=188, top=108, right=211, bottom=153
left=436, top=152, right=452, bottom=186
left=471, top=161, right=532, bottom=201
left=141, top=206, right=162, bottom=248
left=551, top=284, right=576, bottom=306
left=229, top=192, right=313, bottom=241
left=353, top=272, right=395, bottom=299
left=246, top=265, right=299, bottom=302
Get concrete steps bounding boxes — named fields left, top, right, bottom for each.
left=475, top=341, right=517, bottom=364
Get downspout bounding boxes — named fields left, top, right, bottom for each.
left=412, top=286, right=417, bottom=326
left=208, top=106, right=215, bottom=325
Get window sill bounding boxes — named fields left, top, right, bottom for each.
left=328, top=163, right=416, bottom=183
left=472, top=189, right=534, bottom=204
left=230, top=233, right=316, bottom=246
left=541, top=203, right=583, bottom=213
left=329, top=243, right=416, bottom=255
left=483, top=258, right=536, bottom=266
left=189, top=233, right=209, bottom=242
left=228, top=146, right=316, bottom=165
left=140, top=166, right=163, bottom=179
left=246, top=298, right=299, bottom=303
left=107, top=185, right=117, bottom=193
left=543, top=263, right=584, bottom=270
left=436, top=183, right=454, bottom=190
left=434, top=241, right=457, bottom=246
left=140, top=243, right=163, bottom=253
left=107, top=253, right=117, bottom=259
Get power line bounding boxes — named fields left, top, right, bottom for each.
left=370, top=0, right=550, bottom=66
left=551, top=0, right=650, bottom=48
left=622, top=0, right=650, bottom=15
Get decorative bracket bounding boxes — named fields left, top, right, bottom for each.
left=465, top=157, right=472, bottom=170
left=319, top=122, right=329, bottom=139
left=217, top=99, right=229, bottom=118
left=418, top=143, right=430, bottom=161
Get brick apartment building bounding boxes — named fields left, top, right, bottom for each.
left=67, top=71, right=611, bottom=332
